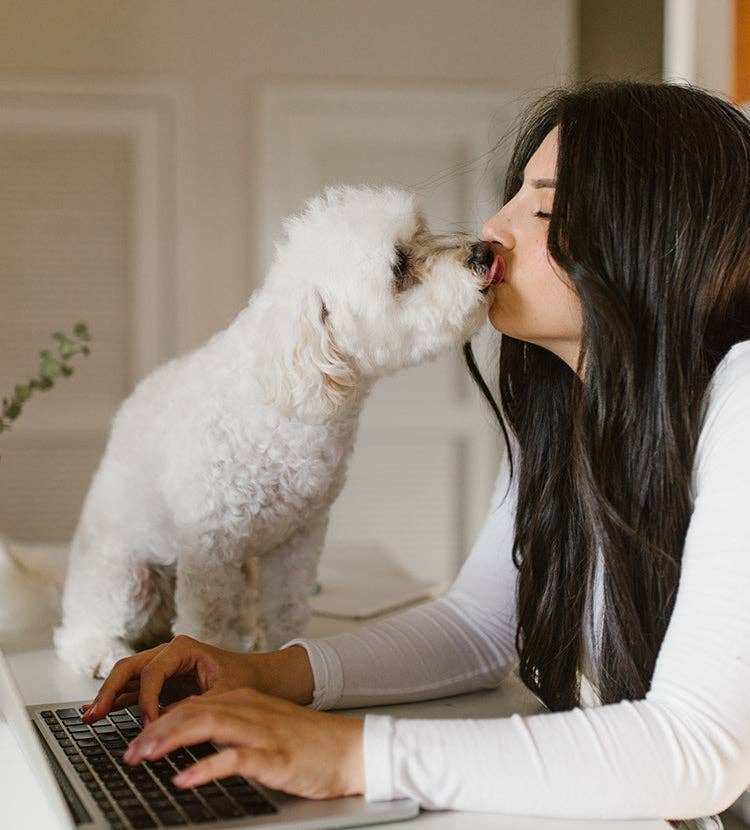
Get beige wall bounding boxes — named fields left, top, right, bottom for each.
left=578, top=0, right=663, bottom=82
left=0, top=0, right=577, bottom=351
left=0, top=0, right=668, bottom=356
left=0, top=0, right=578, bottom=545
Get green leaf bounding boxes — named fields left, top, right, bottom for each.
left=0, top=323, right=93, bottom=438
left=3, top=400, right=21, bottom=419
left=59, top=342, right=77, bottom=358
left=74, top=322, right=91, bottom=341
left=14, top=384, right=32, bottom=402
left=40, top=353, right=63, bottom=378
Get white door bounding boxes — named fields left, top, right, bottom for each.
left=258, top=83, right=519, bottom=586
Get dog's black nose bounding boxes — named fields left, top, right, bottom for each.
left=467, top=241, right=495, bottom=271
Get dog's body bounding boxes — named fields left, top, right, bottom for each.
left=54, top=185, right=499, bottom=677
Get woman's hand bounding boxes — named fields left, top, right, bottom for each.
left=82, top=635, right=296, bottom=725
left=122, top=688, right=365, bottom=800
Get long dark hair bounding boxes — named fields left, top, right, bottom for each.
left=465, top=81, right=750, bottom=714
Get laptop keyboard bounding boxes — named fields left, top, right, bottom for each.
left=39, top=704, right=277, bottom=828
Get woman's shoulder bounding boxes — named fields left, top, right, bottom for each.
left=702, top=339, right=750, bottom=415
left=692, top=340, right=750, bottom=489
left=713, top=338, right=750, bottom=377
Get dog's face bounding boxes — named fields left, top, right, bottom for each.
left=269, top=185, right=499, bottom=378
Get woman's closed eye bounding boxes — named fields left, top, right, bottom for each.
left=534, top=211, right=552, bottom=219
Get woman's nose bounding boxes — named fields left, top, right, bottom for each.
left=481, top=211, right=514, bottom=249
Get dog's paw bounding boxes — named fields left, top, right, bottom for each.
left=53, top=626, right=134, bottom=678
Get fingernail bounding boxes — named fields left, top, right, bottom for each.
left=142, top=713, right=151, bottom=727
left=141, top=740, right=158, bottom=759
left=123, top=746, right=135, bottom=763
left=173, top=769, right=194, bottom=786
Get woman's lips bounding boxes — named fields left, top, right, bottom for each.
left=481, top=254, right=506, bottom=289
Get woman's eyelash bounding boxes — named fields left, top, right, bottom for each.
left=534, top=211, right=552, bottom=219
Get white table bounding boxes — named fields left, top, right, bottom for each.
left=0, top=612, right=669, bottom=830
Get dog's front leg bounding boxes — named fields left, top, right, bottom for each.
left=253, top=512, right=329, bottom=651
left=172, top=536, right=248, bottom=652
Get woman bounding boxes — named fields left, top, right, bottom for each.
left=82, top=81, right=750, bottom=827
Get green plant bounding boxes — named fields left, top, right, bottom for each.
left=0, top=322, right=92, bottom=434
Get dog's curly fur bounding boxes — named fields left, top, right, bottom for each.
left=53, top=185, right=494, bottom=677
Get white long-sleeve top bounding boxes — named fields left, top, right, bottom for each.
left=282, top=340, right=750, bottom=821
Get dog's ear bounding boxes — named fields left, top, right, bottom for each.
left=260, top=292, right=359, bottom=420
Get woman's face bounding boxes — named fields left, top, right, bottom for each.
left=482, top=127, right=583, bottom=372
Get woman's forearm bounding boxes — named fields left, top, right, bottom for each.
left=251, top=645, right=315, bottom=705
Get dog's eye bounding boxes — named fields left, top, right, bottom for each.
left=392, top=245, right=416, bottom=293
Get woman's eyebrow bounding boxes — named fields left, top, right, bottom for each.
left=520, top=173, right=557, bottom=189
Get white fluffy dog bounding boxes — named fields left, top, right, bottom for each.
left=53, top=184, right=501, bottom=677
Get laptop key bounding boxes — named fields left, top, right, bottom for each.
left=182, top=803, right=214, bottom=823
left=188, top=742, right=215, bottom=758
left=234, top=792, right=277, bottom=814
left=128, top=814, right=156, bottom=829
left=203, top=796, right=244, bottom=819
left=194, top=782, right=222, bottom=797
left=219, top=775, right=248, bottom=788
left=155, top=808, right=187, bottom=826
left=173, top=790, right=200, bottom=805
left=55, top=708, right=79, bottom=718
left=75, top=737, right=100, bottom=747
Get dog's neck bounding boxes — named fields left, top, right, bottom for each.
left=230, top=290, right=374, bottom=426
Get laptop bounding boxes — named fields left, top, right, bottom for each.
left=0, top=648, right=419, bottom=829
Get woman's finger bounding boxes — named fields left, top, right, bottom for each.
left=125, top=708, right=257, bottom=764
left=83, top=646, right=165, bottom=722
left=136, top=639, right=199, bottom=724
left=82, top=677, right=139, bottom=713
left=159, top=682, right=260, bottom=717
left=159, top=695, right=200, bottom=717
left=172, top=746, right=261, bottom=789
left=107, top=691, right=141, bottom=712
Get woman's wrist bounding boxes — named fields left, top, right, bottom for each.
left=339, top=716, right=365, bottom=796
left=245, top=645, right=315, bottom=705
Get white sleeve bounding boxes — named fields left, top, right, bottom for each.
left=362, top=349, right=750, bottom=819
left=281, top=439, right=520, bottom=710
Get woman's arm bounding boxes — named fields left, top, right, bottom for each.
left=360, top=347, right=750, bottom=819
left=281, top=440, right=521, bottom=710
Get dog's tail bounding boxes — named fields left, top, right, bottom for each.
left=0, top=532, right=68, bottom=650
